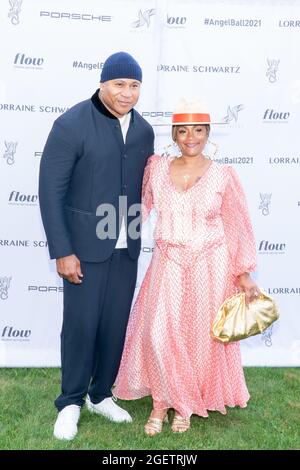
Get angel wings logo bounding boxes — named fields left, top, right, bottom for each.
left=222, top=104, right=245, bottom=123
left=131, top=9, right=156, bottom=28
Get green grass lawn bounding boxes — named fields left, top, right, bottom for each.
left=0, top=367, right=299, bottom=450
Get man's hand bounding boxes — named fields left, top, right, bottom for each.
left=56, top=254, right=83, bottom=284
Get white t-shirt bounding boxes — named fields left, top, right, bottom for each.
left=115, top=112, right=131, bottom=249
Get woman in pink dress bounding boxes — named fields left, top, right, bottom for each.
left=114, top=99, right=259, bottom=435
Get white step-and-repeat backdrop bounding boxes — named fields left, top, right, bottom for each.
left=0, top=0, right=299, bottom=367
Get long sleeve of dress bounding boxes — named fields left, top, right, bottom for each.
left=221, top=166, right=257, bottom=278
left=141, top=154, right=160, bottom=221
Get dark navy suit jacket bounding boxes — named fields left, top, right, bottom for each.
left=39, top=91, right=154, bottom=262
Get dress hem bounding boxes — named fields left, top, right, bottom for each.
left=114, top=390, right=250, bottom=418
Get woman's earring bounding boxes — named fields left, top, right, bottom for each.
left=161, top=144, right=173, bottom=158
left=174, top=142, right=182, bottom=157
left=207, top=139, right=219, bottom=159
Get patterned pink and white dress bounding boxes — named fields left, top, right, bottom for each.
left=114, top=155, right=257, bottom=418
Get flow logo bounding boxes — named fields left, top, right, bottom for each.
left=263, top=109, right=290, bottom=122
left=14, top=53, right=44, bottom=68
left=8, top=190, right=38, bottom=205
left=259, top=240, right=286, bottom=254
left=2, top=326, right=31, bottom=340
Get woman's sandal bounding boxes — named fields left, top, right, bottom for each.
left=171, top=413, right=190, bottom=433
left=144, top=413, right=169, bottom=436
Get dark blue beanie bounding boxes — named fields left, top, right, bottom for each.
left=100, top=52, right=142, bottom=83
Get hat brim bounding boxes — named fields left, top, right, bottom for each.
left=152, top=121, right=227, bottom=126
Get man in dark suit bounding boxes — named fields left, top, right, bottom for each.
left=39, top=52, right=154, bottom=440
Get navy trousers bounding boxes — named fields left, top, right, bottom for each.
left=55, top=249, right=138, bottom=411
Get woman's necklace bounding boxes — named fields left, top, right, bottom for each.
left=182, top=174, right=202, bottom=190
left=181, top=157, right=207, bottom=190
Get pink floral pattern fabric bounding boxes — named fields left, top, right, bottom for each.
left=114, top=156, right=257, bottom=418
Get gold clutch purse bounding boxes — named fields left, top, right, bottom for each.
left=211, top=289, right=279, bottom=343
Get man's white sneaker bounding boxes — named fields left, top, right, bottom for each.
left=86, top=395, right=132, bottom=423
left=53, top=404, right=81, bottom=440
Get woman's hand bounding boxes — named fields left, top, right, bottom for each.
left=237, top=273, right=260, bottom=306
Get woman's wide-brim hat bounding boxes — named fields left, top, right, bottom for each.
left=172, top=98, right=225, bottom=125
left=153, top=98, right=226, bottom=126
